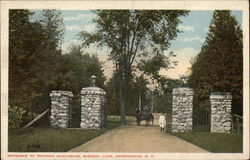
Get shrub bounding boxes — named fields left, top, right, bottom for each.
left=8, top=106, right=26, bottom=129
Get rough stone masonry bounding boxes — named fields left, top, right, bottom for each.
left=80, top=87, right=106, bottom=129
left=50, top=90, right=73, bottom=128
left=172, top=87, right=194, bottom=132
left=210, top=92, right=232, bottom=133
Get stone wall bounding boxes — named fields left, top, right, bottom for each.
left=80, top=87, right=106, bottom=129
left=210, top=92, right=232, bottom=133
left=50, top=91, right=73, bottom=128
left=172, top=87, right=194, bottom=132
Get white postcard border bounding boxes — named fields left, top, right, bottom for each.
left=1, top=1, right=249, bottom=160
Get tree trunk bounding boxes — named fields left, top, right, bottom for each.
left=119, top=74, right=126, bottom=124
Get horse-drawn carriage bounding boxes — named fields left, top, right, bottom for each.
left=135, top=106, right=154, bottom=126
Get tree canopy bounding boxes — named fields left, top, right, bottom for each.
left=188, top=10, right=243, bottom=115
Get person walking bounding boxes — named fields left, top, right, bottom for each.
left=159, top=113, right=166, bottom=132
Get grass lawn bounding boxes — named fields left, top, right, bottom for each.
left=8, top=115, right=130, bottom=152
left=108, top=115, right=135, bottom=124
left=172, top=132, right=243, bottom=153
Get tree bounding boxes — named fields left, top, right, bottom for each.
left=9, top=10, right=105, bottom=127
left=188, top=10, right=243, bottom=115
left=9, top=9, right=65, bottom=124
left=32, top=10, right=65, bottom=114
left=106, top=73, right=149, bottom=116
left=138, top=51, right=177, bottom=83
left=54, top=45, right=106, bottom=95
left=152, top=78, right=182, bottom=113
left=126, top=75, right=149, bottom=115
left=105, top=72, right=121, bottom=115
left=9, top=10, right=46, bottom=109
left=39, top=10, right=65, bottom=51
left=79, top=10, right=189, bottom=124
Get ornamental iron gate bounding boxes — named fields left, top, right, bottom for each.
left=165, top=113, right=172, bottom=132
left=69, top=94, right=81, bottom=128
left=193, top=107, right=211, bottom=132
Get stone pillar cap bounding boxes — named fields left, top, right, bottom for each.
left=50, top=90, right=73, bottom=97
left=210, top=92, right=232, bottom=100
left=211, top=92, right=231, bottom=95
left=81, top=87, right=106, bottom=95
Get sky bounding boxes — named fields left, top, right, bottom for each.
left=34, top=10, right=242, bottom=80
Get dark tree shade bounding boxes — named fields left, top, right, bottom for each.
left=188, top=10, right=243, bottom=115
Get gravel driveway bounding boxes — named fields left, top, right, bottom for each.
left=69, top=124, right=208, bottom=153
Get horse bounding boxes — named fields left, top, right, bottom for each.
left=135, top=108, right=154, bottom=126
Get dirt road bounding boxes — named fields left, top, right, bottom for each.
left=69, top=124, right=208, bottom=153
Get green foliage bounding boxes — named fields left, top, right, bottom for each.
left=106, top=72, right=120, bottom=115
left=188, top=11, right=243, bottom=114
left=39, top=10, right=65, bottom=50
left=106, top=74, right=149, bottom=116
left=9, top=9, right=65, bottom=114
left=9, top=10, right=42, bottom=108
left=53, top=45, right=105, bottom=95
left=138, top=52, right=177, bottom=83
left=8, top=10, right=106, bottom=127
left=153, top=94, right=171, bottom=113
left=172, top=132, right=243, bottom=153
left=125, top=75, right=149, bottom=115
left=80, top=10, right=189, bottom=57
left=8, top=106, right=26, bottom=129
left=152, top=79, right=182, bottom=113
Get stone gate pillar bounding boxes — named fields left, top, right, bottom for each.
left=210, top=92, right=232, bottom=133
left=172, top=87, right=194, bottom=132
left=50, top=91, right=73, bottom=128
left=80, top=86, right=106, bottom=129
